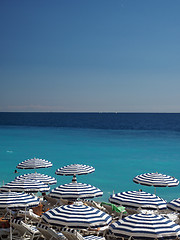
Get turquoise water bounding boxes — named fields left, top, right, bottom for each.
left=0, top=126, right=180, bottom=202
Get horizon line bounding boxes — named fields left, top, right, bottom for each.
left=0, top=111, right=180, bottom=114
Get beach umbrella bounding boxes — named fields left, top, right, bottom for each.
left=109, top=213, right=180, bottom=240
left=55, top=164, right=95, bottom=182
left=0, top=192, right=40, bottom=240
left=0, top=192, right=39, bottom=209
left=42, top=202, right=112, bottom=229
left=15, top=172, right=57, bottom=185
left=167, top=198, right=180, bottom=212
left=109, top=191, right=167, bottom=210
left=133, top=173, right=179, bottom=187
left=16, top=157, right=52, bottom=169
left=0, top=179, right=50, bottom=193
left=49, top=182, right=103, bottom=200
left=133, top=172, right=179, bottom=194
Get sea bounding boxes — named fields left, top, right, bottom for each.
left=0, top=112, right=180, bottom=203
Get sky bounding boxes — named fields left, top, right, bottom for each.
left=1, top=0, right=180, bottom=112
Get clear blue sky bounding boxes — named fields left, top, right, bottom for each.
left=1, top=0, right=180, bottom=112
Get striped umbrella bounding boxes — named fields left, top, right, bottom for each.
left=0, top=192, right=39, bottom=209
left=55, top=164, right=95, bottom=182
left=42, top=202, right=112, bottom=229
left=109, top=191, right=167, bottom=210
left=15, top=173, right=57, bottom=185
left=84, top=236, right=105, bottom=240
left=109, top=213, right=180, bottom=239
left=133, top=172, right=179, bottom=187
left=49, top=182, right=103, bottom=200
left=0, top=179, right=50, bottom=193
left=17, top=157, right=52, bottom=169
left=167, top=198, right=180, bottom=212
left=0, top=192, right=40, bottom=240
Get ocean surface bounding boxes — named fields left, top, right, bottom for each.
left=0, top=112, right=180, bottom=202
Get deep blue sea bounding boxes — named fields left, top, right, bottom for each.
left=0, top=112, right=180, bottom=202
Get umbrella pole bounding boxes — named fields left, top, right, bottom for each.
left=9, top=210, right=12, bottom=240
left=72, top=175, right=77, bottom=183
left=25, top=206, right=27, bottom=223
left=154, top=186, right=156, bottom=194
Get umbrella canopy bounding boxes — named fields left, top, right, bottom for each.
left=109, top=191, right=167, bottom=210
left=49, top=182, right=103, bottom=200
left=167, top=198, right=180, bottom=212
left=0, top=192, right=40, bottom=240
left=42, top=202, right=112, bottom=229
left=15, top=172, right=57, bottom=185
left=109, top=213, right=180, bottom=240
left=80, top=236, right=105, bottom=240
left=133, top=172, right=179, bottom=187
left=17, top=157, right=52, bottom=169
left=55, top=164, right=95, bottom=182
left=55, top=164, right=95, bottom=176
left=0, top=192, right=39, bottom=209
left=0, top=179, right=50, bottom=193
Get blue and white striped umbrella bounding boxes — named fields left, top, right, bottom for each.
left=49, top=182, right=103, bottom=200
left=55, top=164, right=95, bottom=182
left=84, top=236, right=105, bottom=240
left=0, top=192, right=40, bottom=240
left=167, top=198, right=180, bottom=212
left=42, top=202, right=112, bottom=229
left=109, top=213, right=180, bottom=239
left=0, top=192, right=39, bottom=209
left=15, top=173, right=57, bottom=185
left=0, top=179, right=50, bottom=193
left=17, top=158, right=53, bottom=169
left=55, top=164, right=95, bottom=176
left=109, top=191, right=167, bottom=210
left=133, top=172, right=179, bottom=187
